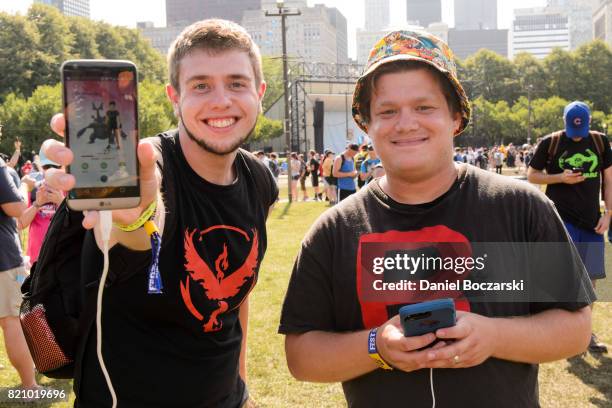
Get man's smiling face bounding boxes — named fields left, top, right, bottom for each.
left=167, top=49, right=266, bottom=155
left=367, top=68, right=461, bottom=180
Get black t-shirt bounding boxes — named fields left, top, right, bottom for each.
left=279, top=164, right=594, bottom=408
left=76, top=131, right=278, bottom=408
left=309, top=158, right=320, bottom=177
left=106, top=110, right=119, bottom=129
left=529, top=132, right=612, bottom=230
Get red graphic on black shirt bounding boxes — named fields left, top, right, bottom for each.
left=357, top=226, right=471, bottom=329
left=181, top=226, right=259, bottom=332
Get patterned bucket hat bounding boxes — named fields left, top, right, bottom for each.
left=352, top=30, right=471, bottom=136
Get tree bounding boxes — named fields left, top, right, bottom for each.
left=94, top=21, right=128, bottom=60
left=0, top=84, right=62, bottom=154
left=68, top=16, right=101, bottom=59
left=543, top=48, right=579, bottom=103
left=27, top=4, right=73, bottom=87
left=138, top=80, right=176, bottom=138
left=513, top=52, right=549, bottom=99
left=262, top=57, right=284, bottom=112
left=462, top=49, right=521, bottom=104
left=252, top=115, right=283, bottom=142
left=572, top=41, right=612, bottom=112
left=0, top=13, right=42, bottom=98
left=0, top=93, right=28, bottom=154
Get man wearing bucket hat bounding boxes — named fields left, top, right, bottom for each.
left=280, top=31, right=594, bottom=407
left=528, top=101, right=611, bottom=353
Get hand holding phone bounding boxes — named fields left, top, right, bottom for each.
left=61, top=60, right=140, bottom=211
left=399, top=299, right=456, bottom=337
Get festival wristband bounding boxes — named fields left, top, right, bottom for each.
left=368, top=328, right=393, bottom=370
left=113, top=200, right=157, bottom=232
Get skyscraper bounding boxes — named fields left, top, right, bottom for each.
left=406, top=0, right=441, bottom=27
left=454, top=0, right=497, bottom=30
left=242, top=3, right=348, bottom=64
left=34, top=0, right=89, bottom=18
left=594, top=0, right=612, bottom=48
left=548, top=0, right=599, bottom=49
left=166, top=0, right=261, bottom=27
left=365, top=0, right=390, bottom=31
left=510, top=7, right=570, bottom=59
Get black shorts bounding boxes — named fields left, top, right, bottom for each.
left=325, top=176, right=337, bottom=186
left=311, top=174, right=319, bottom=187
left=291, top=175, right=300, bottom=181
left=338, top=189, right=356, bottom=201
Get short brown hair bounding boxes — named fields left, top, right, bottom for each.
left=358, top=61, right=461, bottom=126
left=168, top=19, right=263, bottom=93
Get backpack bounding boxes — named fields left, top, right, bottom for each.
left=545, top=130, right=606, bottom=168
left=19, top=200, right=92, bottom=378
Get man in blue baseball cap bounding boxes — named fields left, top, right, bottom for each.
left=528, top=100, right=610, bottom=353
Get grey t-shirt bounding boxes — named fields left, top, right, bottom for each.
left=0, top=158, right=24, bottom=271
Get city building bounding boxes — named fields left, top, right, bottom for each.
left=594, top=0, right=612, bottom=47
left=365, top=0, right=390, bottom=31
left=427, top=22, right=449, bottom=43
left=327, top=7, right=349, bottom=64
left=454, top=0, right=497, bottom=30
left=242, top=3, right=348, bottom=64
left=137, top=22, right=184, bottom=55
left=448, top=28, right=508, bottom=60
left=549, top=0, right=599, bottom=49
left=166, top=0, right=261, bottom=27
left=406, top=0, right=442, bottom=27
left=34, top=0, right=89, bottom=18
left=509, top=7, right=570, bottom=59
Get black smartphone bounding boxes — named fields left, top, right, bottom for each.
left=572, top=167, right=582, bottom=174
left=61, top=60, right=140, bottom=211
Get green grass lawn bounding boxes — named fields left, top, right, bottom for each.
left=1, top=201, right=611, bottom=407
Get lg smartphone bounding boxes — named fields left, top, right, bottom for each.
left=61, top=60, right=140, bottom=211
left=399, top=298, right=456, bottom=337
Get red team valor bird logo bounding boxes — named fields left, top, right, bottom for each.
left=181, top=226, right=259, bottom=332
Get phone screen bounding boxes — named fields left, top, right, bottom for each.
left=63, top=61, right=139, bottom=202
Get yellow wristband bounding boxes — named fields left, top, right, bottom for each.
left=368, top=328, right=393, bottom=370
left=113, top=200, right=157, bottom=232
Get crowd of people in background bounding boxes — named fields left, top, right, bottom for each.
left=253, top=141, right=537, bottom=205
left=452, top=143, right=536, bottom=175
left=254, top=142, right=385, bottom=204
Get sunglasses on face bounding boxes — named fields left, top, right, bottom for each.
left=42, top=164, right=61, bottom=170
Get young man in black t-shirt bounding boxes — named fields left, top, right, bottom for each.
left=528, top=101, right=611, bottom=353
left=280, top=31, right=594, bottom=407
left=44, top=19, right=277, bottom=407
left=309, top=150, right=321, bottom=201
